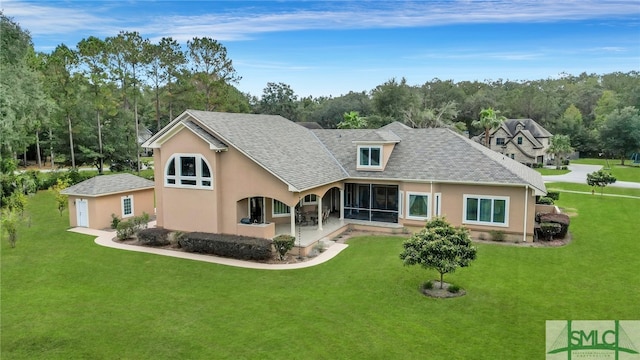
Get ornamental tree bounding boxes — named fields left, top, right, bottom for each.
left=400, top=217, right=477, bottom=289
left=586, top=170, right=617, bottom=195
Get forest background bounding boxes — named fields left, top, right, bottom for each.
left=2, top=12, right=639, bottom=175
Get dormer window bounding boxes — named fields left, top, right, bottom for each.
left=357, top=145, right=382, bottom=170
left=165, top=154, right=213, bottom=189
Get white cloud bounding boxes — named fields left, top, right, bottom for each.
left=3, top=0, right=638, bottom=44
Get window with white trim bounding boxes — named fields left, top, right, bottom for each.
left=121, top=195, right=134, bottom=218
left=165, top=154, right=213, bottom=189
left=302, top=194, right=317, bottom=205
left=272, top=199, right=291, bottom=217
left=398, top=190, right=404, bottom=218
left=406, top=192, right=430, bottom=220
left=463, top=195, right=509, bottom=226
left=357, top=145, right=382, bottom=169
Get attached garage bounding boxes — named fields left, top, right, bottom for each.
left=61, top=173, right=155, bottom=230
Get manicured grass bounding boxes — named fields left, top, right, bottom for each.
left=2, top=190, right=639, bottom=359
left=546, top=182, right=640, bottom=197
left=572, top=158, right=640, bottom=182
left=534, top=168, right=570, bottom=176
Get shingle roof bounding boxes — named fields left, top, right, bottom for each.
left=61, top=173, right=154, bottom=197
left=145, top=111, right=545, bottom=194
left=314, top=122, right=546, bottom=194
left=502, top=119, right=552, bottom=138
left=183, top=110, right=348, bottom=191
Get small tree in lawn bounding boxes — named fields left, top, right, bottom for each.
left=586, top=170, right=616, bottom=195
left=51, top=178, right=70, bottom=216
left=400, top=217, right=477, bottom=289
left=1, top=208, right=20, bottom=248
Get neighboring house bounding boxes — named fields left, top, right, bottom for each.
left=474, top=119, right=553, bottom=165
left=143, top=110, right=547, bottom=252
left=61, top=173, right=155, bottom=230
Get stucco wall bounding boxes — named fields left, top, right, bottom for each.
left=67, top=188, right=155, bottom=230
left=398, top=182, right=536, bottom=241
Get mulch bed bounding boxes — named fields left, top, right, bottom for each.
left=422, top=281, right=466, bottom=298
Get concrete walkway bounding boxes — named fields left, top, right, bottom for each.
left=541, top=164, right=640, bottom=189
left=68, top=225, right=349, bottom=270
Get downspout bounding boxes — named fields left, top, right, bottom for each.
left=430, top=181, right=433, bottom=218
left=523, top=185, right=529, bottom=242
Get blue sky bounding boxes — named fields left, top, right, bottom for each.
left=3, top=0, right=639, bottom=98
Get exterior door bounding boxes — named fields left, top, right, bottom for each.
left=76, top=199, right=89, bottom=227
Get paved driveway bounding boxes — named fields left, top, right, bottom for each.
left=542, top=164, right=640, bottom=189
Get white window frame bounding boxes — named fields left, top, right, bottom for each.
left=434, top=193, right=441, bottom=217
left=164, top=153, right=213, bottom=190
left=272, top=199, right=291, bottom=218
left=398, top=190, right=404, bottom=218
left=462, top=194, right=509, bottom=227
left=121, top=195, right=134, bottom=218
left=356, top=145, right=383, bottom=170
left=301, top=194, right=317, bottom=205
left=406, top=191, right=430, bottom=220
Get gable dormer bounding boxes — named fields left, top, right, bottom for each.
left=353, top=130, right=400, bottom=171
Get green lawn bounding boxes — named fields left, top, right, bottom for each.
left=572, top=158, right=640, bottom=182
left=2, top=190, right=639, bottom=359
left=534, top=168, right=570, bottom=176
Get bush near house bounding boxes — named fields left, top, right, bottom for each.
left=179, top=232, right=272, bottom=261
left=547, top=191, right=560, bottom=201
left=137, top=228, right=171, bottom=246
left=116, top=213, right=150, bottom=240
left=537, top=213, right=570, bottom=239
left=536, top=196, right=554, bottom=205
left=272, top=234, right=296, bottom=260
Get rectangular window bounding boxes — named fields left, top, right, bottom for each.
left=272, top=199, right=290, bottom=217
left=510, top=154, right=515, bottom=159
left=302, top=194, right=317, bottom=205
left=434, top=193, right=441, bottom=216
left=463, top=195, right=509, bottom=226
left=121, top=196, right=134, bottom=218
left=517, top=137, right=523, bottom=145
left=357, top=145, right=383, bottom=169
left=496, top=138, right=505, bottom=145
left=181, top=156, right=196, bottom=176
left=406, top=192, right=430, bottom=220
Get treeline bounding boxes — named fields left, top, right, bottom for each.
left=2, top=13, right=639, bottom=174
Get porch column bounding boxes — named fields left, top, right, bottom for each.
left=339, top=188, right=344, bottom=220
left=290, top=210, right=296, bottom=237
left=317, top=197, right=323, bottom=231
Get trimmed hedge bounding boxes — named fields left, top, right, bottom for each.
left=537, top=196, right=554, bottom=205
left=547, top=191, right=560, bottom=201
left=179, top=232, right=272, bottom=260
left=273, top=234, right=295, bottom=260
left=538, top=213, right=570, bottom=239
left=137, top=228, right=171, bottom=246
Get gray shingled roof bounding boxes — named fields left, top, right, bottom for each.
left=184, top=110, right=348, bottom=191
left=61, top=173, right=154, bottom=197
left=502, top=118, right=552, bottom=138
left=313, top=122, right=546, bottom=194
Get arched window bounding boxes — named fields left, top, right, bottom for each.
left=165, top=154, right=213, bottom=189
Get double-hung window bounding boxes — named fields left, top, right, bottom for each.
left=517, top=137, right=523, bottom=145
left=165, top=154, right=213, bottom=189
left=406, top=192, right=430, bottom=220
left=357, top=145, right=382, bottom=170
left=463, top=195, right=508, bottom=226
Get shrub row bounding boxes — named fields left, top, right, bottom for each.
left=179, top=232, right=272, bottom=260
left=137, top=228, right=171, bottom=246
left=116, top=213, right=150, bottom=240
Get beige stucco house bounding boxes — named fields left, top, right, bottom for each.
left=475, top=119, right=553, bottom=165
left=143, top=110, right=547, bottom=253
left=61, top=173, right=155, bottom=230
